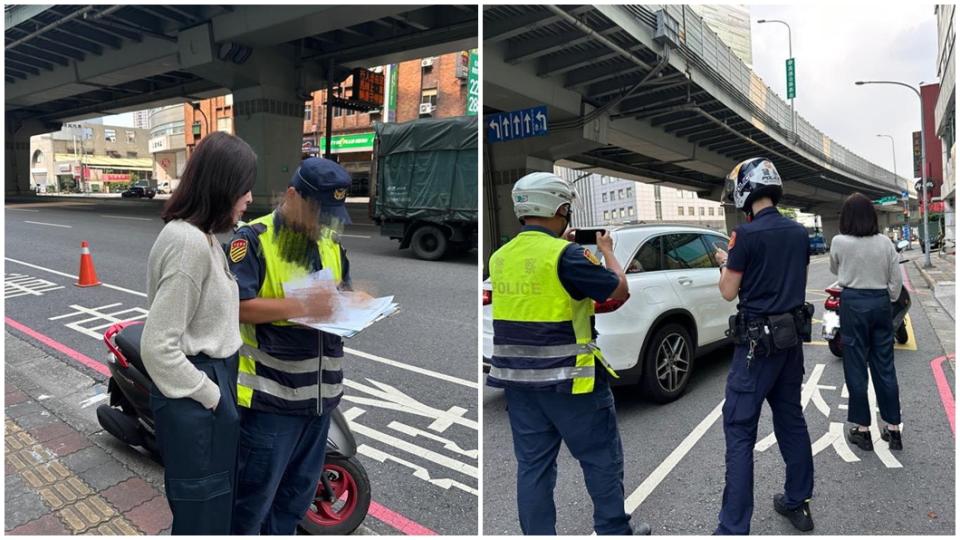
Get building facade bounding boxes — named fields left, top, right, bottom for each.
left=935, top=4, right=956, bottom=242
left=691, top=4, right=753, bottom=67
left=29, top=123, right=152, bottom=193
left=149, top=105, right=187, bottom=192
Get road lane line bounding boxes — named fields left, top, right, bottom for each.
left=7, top=208, right=39, bottom=212
left=340, top=234, right=372, bottom=239
left=6, top=316, right=444, bottom=535
left=5, top=258, right=147, bottom=298
left=344, top=347, right=478, bottom=389
left=24, top=220, right=71, bottom=228
left=931, top=355, right=956, bottom=436
left=624, top=399, right=724, bottom=514
left=4, top=317, right=110, bottom=377
left=99, top=215, right=153, bottom=221
left=6, top=257, right=473, bottom=388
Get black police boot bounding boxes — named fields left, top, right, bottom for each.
left=632, top=522, right=652, bottom=536
left=847, top=427, right=873, bottom=451
left=773, top=494, right=814, bottom=532
left=881, top=427, right=903, bottom=450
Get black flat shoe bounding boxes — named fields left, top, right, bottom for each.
left=632, top=522, right=652, bottom=535
left=773, top=494, right=814, bottom=532
left=847, top=427, right=873, bottom=451
left=881, top=428, right=903, bottom=450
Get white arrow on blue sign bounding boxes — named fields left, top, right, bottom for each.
left=486, top=106, right=548, bottom=143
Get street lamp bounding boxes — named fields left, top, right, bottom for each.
left=758, top=19, right=796, bottom=138
left=856, top=80, right=932, bottom=268
left=877, top=133, right=909, bottom=247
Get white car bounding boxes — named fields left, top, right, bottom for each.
left=483, top=224, right=737, bottom=403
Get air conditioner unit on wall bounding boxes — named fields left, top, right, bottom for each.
left=419, top=103, right=436, bottom=115
left=420, top=57, right=435, bottom=68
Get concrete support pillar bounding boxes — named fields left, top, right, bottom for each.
left=821, top=217, right=840, bottom=248
left=5, top=114, right=54, bottom=197
left=723, top=207, right=747, bottom=235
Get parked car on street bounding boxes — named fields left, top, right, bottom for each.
left=808, top=233, right=827, bottom=255
left=121, top=181, right=156, bottom=199
left=483, top=224, right=737, bottom=403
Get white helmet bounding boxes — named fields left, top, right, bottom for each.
left=511, top=172, right=578, bottom=220
left=723, top=157, right=783, bottom=212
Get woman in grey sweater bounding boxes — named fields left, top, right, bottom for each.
left=829, top=193, right=904, bottom=452
left=141, top=132, right=255, bottom=534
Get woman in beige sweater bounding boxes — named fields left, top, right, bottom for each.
left=141, top=132, right=255, bottom=534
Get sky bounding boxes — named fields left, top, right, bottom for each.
left=748, top=3, right=940, bottom=191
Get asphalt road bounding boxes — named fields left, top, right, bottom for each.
left=5, top=199, right=479, bottom=535
left=482, top=253, right=955, bottom=535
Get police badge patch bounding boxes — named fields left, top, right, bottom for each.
left=583, top=248, right=601, bottom=265
left=334, top=188, right=348, bottom=201
left=229, top=239, right=248, bottom=263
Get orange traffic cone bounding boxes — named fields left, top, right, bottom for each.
left=75, top=241, right=102, bottom=287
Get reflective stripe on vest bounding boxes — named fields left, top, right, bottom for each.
left=237, top=213, right=344, bottom=412
left=489, top=231, right=613, bottom=394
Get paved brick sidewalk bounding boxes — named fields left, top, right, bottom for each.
left=5, top=381, right=172, bottom=535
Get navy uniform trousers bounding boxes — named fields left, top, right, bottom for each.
left=150, top=353, right=240, bottom=535
left=232, top=408, right=333, bottom=535
left=716, top=344, right=814, bottom=535
left=504, top=381, right=632, bottom=535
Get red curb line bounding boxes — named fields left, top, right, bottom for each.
left=5, top=316, right=441, bottom=535
left=930, top=354, right=956, bottom=436
left=900, top=263, right=915, bottom=293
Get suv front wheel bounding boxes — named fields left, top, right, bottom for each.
left=641, top=323, right=694, bottom=403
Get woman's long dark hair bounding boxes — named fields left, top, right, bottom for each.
left=161, top=131, right=257, bottom=233
left=839, top=192, right=880, bottom=237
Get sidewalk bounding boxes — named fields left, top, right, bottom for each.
left=5, top=332, right=172, bottom=535
left=906, top=251, right=955, bottom=360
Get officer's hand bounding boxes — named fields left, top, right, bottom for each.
left=596, top=230, right=614, bottom=254
left=296, top=284, right=337, bottom=323
left=715, top=247, right=728, bottom=266
left=563, top=228, right=576, bottom=242
left=344, top=291, right=375, bottom=308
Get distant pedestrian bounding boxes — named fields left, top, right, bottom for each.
left=829, top=193, right=904, bottom=451
left=141, top=132, right=256, bottom=534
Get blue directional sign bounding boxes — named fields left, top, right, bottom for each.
left=486, top=106, right=548, bottom=143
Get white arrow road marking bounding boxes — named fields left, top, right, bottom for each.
left=625, top=400, right=724, bottom=514
left=811, top=422, right=860, bottom=463
left=867, top=372, right=903, bottom=468
left=388, top=421, right=479, bottom=459
left=342, top=378, right=477, bottom=432
left=756, top=364, right=835, bottom=451
left=343, top=407, right=478, bottom=478
left=357, top=444, right=478, bottom=496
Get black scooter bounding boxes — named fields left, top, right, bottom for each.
left=822, top=240, right=912, bottom=358
left=96, top=321, right=370, bottom=535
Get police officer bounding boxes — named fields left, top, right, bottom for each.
left=227, top=157, right=354, bottom=535
left=713, top=158, right=815, bottom=534
left=487, top=172, right=651, bottom=536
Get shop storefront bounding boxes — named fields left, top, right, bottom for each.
left=302, top=132, right=375, bottom=196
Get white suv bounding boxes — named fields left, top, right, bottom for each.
left=482, top=224, right=737, bottom=403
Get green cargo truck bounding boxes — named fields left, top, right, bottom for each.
left=369, top=116, right=478, bottom=260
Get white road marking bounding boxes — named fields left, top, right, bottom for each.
left=7, top=208, right=39, bottom=212
left=340, top=234, right=372, bottom=239
left=24, top=220, right=71, bottom=228
left=79, top=393, right=110, bottom=408
left=99, top=215, right=153, bottom=221
left=344, top=407, right=478, bottom=478
left=4, top=273, right=64, bottom=299
left=624, top=400, right=725, bottom=514
left=50, top=303, right=149, bottom=340
left=6, top=258, right=147, bottom=297
left=867, top=372, right=903, bottom=468
left=344, top=347, right=478, bottom=389
left=811, top=422, right=860, bottom=462
left=357, top=443, right=479, bottom=496
left=388, top=421, right=479, bottom=459
left=342, top=378, right=477, bottom=431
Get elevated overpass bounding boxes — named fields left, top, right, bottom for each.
left=483, top=4, right=913, bottom=254
left=6, top=4, right=477, bottom=200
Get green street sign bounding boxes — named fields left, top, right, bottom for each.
left=873, top=195, right=897, bottom=206
left=317, top=132, right=376, bottom=153
left=785, top=57, right=796, bottom=99
left=467, top=50, right=479, bottom=116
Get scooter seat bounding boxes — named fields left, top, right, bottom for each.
left=114, top=324, right=151, bottom=381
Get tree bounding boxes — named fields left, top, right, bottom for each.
left=780, top=206, right=798, bottom=221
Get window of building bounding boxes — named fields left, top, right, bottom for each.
left=104, top=129, right=116, bottom=142
left=225, top=94, right=233, bottom=106
left=719, top=207, right=724, bottom=216
left=709, top=207, right=715, bottom=216
left=602, top=193, right=608, bottom=202
left=603, top=210, right=610, bottom=220
left=689, top=206, right=695, bottom=215
left=126, top=151, right=138, bottom=158
left=217, top=117, right=233, bottom=134
left=626, top=186, right=633, bottom=198
left=619, top=208, right=625, bottom=218
left=304, top=104, right=313, bottom=122
left=618, top=189, right=624, bottom=199
left=699, top=207, right=705, bottom=216
left=126, top=131, right=135, bottom=143
left=678, top=206, right=684, bottom=216
left=421, top=88, right=438, bottom=109
left=628, top=207, right=635, bottom=216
